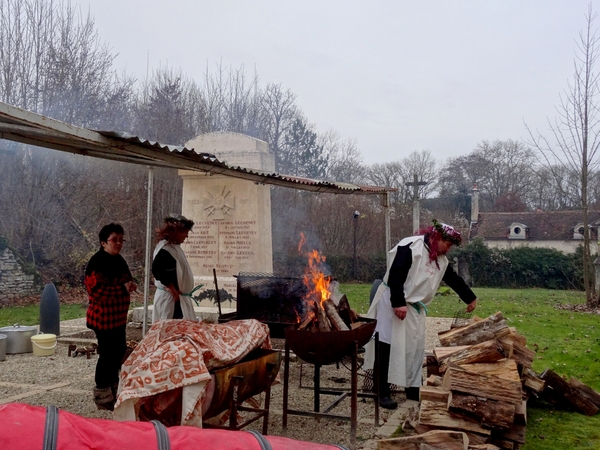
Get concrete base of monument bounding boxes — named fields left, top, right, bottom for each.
left=129, top=305, right=235, bottom=324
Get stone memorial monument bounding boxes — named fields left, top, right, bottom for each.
left=179, top=132, right=275, bottom=307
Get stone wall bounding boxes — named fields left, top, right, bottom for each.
left=0, top=247, right=39, bottom=303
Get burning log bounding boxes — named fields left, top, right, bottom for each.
left=298, top=310, right=316, bottom=331
left=337, top=294, right=358, bottom=325
left=315, top=302, right=332, bottom=332
left=323, top=299, right=349, bottom=331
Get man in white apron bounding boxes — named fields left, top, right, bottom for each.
left=152, top=214, right=198, bottom=322
left=364, top=219, right=477, bottom=409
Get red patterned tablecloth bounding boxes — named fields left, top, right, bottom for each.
left=114, top=318, right=271, bottom=426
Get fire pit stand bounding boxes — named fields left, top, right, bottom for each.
left=282, top=321, right=380, bottom=450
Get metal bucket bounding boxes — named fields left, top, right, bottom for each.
left=0, top=334, right=6, bottom=361
left=0, top=324, right=38, bottom=354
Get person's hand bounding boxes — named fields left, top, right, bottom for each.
left=393, top=306, right=407, bottom=320
left=466, top=299, right=477, bottom=312
left=124, top=281, right=137, bottom=293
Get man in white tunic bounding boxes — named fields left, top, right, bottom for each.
left=365, top=219, right=477, bottom=409
left=151, top=214, right=198, bottom=322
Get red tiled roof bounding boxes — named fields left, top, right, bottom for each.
left=470, top=210, right=600, bottom=240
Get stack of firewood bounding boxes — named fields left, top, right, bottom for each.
left=298, top=294, right=360, bottom=332
left=378, top=311, right=600, bottom=450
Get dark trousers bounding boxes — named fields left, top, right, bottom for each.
left=378, top=341, right=392, bottom=398
left=173, top=300, right=183, bottom=319
left=93, top=326, right=127, bottom=389
left=378, top=340, right=420, bottom=401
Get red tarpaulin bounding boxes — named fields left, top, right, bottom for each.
left=0, top=403, right=348, bottom=450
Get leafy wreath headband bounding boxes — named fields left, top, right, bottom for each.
left=431, top=219, right=462, bottom=246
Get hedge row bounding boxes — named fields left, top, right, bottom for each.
left=274, top=239, right=587, bottom=290
left=452, top=238, right=584, bottom=290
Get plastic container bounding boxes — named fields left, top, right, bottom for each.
left=0, top=334, right=6, bottom=361
left=31, top=333, right=57, bottom=357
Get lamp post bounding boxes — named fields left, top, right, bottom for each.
left=353, top=210, right=359, bottom=280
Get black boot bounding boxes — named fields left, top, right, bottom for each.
left=378, top=396, right=398, bottom=410
left=93, top=386, right=115, bottom=411
left=405, top=386, right=420, bottom=401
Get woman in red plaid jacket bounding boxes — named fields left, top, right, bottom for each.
left=84, top=223, right=137, bottom=411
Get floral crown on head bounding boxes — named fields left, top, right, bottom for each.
left=165, top=214, right=194, bottom=229
left=431, top=219, right=461, bottom=246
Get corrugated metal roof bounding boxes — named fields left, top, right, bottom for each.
left=0, top=101, right=395, bottom=196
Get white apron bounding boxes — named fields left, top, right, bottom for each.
left=364, top=236, right=448, bottom=387
left=151, top=240, right=197, bottom=322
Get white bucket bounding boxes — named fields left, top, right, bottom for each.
left=31, top=333, right=57, bottom=357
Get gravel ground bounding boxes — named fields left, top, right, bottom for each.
left=0, top=317, right=453, bottom=448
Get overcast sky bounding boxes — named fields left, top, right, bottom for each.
left=87, top=0, right=598, bottom=164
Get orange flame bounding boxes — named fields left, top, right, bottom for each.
left=298, top=233, right=330, bottom=309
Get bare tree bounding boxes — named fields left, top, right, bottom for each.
left=319, top=130, right=365, bottom=183
left=526, top=5, right=600, bottom=306
left=260, top=82, right=298, bottom=168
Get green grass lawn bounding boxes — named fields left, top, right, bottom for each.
left=1, top=285, right=599, bottom=449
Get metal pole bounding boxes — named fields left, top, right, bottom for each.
left=142, top=166, right=154, bottom=337
left=383, top=192, right=391, bottom=254
left=353, top=211, right=359, bottom=279
left=412, top=174, right=420, bottom=234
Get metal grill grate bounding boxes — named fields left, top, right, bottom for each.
left=236, top=272, right=309, bottom=325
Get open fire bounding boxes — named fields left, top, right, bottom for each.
left=296, top=233, right=359, bottom=332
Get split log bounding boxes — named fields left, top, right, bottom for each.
left=568, top=377, right=600, bottom=409
left=377, top=430, right=468, bottom=450
left=468, top=445, right=501, bottom=450
left=315, top=303, right=332, bottom=332
left=416, top=424, right=489, bottom=446
left=337, top=294, right=358, bottom=325
left=438, top=340, right=506, bottom=373
left=425, top=353, right=441, bottom=377
left=448, top=392, right=515, bottom=430
left=497, top=337, right=513, bottom=359
left=507, top=328, right=527, bottom=346
left=489, top=438, right=514, bottom=450
left=434, top=346, right=471, bottom=361
left=459, top=359, right=520, bottom=383
left=421, top=385, right=450, bottom=403
left=438, top=312, right=510, bottom=347
left=418, top=400, right=491, bottom=436
left=521, top=368, right=545, bottom=394
left=509, top=340, right=535, bottom=369
left=427, top=375, right=443, bottom=386
left=443, top=366, right=523, bottom=406
left=298, top=310, right=316, bottom=330
left=514, top=400, right=527, bottom=425
left=492, top=423, right=526, bottom=444
left=323, top=299, right=349, bottom=331
left=541, top=369, right=599, bottom=415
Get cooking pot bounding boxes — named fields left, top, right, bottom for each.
left=0, top=324, right=38, bottom=354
